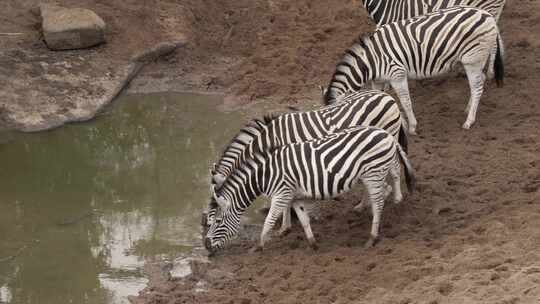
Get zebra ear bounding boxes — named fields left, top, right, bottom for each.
left=211, top=185, right=229, bottom=210
left=214, top=193, right=229, bottom=210
left=209, top=169, right=216, bottom=183
left=213, top=174, right=226, bottom=187
left=318, top=85, right=327, bottom=97
left=201, top=211, right=208, bottom=226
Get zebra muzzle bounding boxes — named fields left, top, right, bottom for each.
left=204, top=237, right=214, bottom=252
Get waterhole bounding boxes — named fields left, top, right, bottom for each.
left=0, top=92, right=262, bottom=304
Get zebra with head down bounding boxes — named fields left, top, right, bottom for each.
left=202, top=90, right=408, bottom=240
left=204, top=126, right=415, bottom=254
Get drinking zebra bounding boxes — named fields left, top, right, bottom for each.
left=323, top=7, right=504, bottom=134
left=360, top=0, right=506, bottom=25
left=204, top=90, right=407, bottom=236
left=204, top=126, right=415, bottom=253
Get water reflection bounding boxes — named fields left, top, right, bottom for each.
left=0, top=93, right=245, bottom=304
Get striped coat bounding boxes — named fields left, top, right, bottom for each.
left=204, top=126, right=415, bottom=253
left=205, top=90, right=407, bottom=236
left=324, top=7, right=504, bottom=134
left=361, top=0, right=506, bottom=25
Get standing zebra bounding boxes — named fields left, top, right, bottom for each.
left=324, top=7, right=504, bottom=134
left=204, top=90, right=407, bottom=236
left=360, top=0, right=506, bottom=25
left=204, top=126, right=415, bottom=253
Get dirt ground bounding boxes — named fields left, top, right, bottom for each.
left=3, top=0, right=540, bottom=303
left=131, top=0, right=540, bottom=303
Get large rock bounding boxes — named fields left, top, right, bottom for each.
left=40, top=4, right=106, bottom=50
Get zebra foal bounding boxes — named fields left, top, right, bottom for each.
left=324, top=7, right=504, bottom=134
left=204, top=90, right=407, bottom=235
left=204, top=126, right=415, bottom=253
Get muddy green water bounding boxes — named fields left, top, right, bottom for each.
left=0, top=93, right=252, bottom=304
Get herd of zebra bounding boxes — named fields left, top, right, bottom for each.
left=202, top=0, right=506, bottom=254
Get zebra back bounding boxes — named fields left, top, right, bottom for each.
left=361, top=0, right=505, bottom=25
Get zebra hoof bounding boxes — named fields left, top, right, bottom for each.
left=364, top=236, right=379, bottom=248
left=408, top=128, right=417, bottom=136
left=462, top=122, right=472, bottom=130
left=279, top=227, right=291, bottom=237
left=249, top=245, right=263, bottom=254
left=308, top=238, right=318, bottom=250
left=353, top=203, right=367, bottom=214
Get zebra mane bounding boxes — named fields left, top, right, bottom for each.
left=215, top=112, right=281, bottom=173
left=262, top=112, right=280, bottom=125
left=355, top=34, right=372, bottom=51
left=215, top=146, right=271, bottom=195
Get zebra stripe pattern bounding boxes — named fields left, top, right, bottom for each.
left=324, top=6, right=504, bottom=134
left=213, top=90, right=405, bottom=183
left=361, top=0, right=506, bottom=26
left=204, top=126, right=415, bottom=253
left=204, top=90, right=407, bottom=233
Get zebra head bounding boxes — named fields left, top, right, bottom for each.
left=204, top=186, right=240, bottom=253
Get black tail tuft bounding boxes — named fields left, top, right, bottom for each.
left=397, top=145, right=415, bottom=194
left=398, top=123, right=408, bottom=154
left=495, top=34, right=504, bottom=88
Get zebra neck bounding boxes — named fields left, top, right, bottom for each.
left=362, top=0, right=408, bottom=25
left=222, top=155, right=267, bottom=213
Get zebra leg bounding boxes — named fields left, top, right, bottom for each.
left=462, top=62, right=486, bottom=130
left=390, top=78, right=417, bottom=135
left=355, top=182, right=391, bottom=214
left=362, top=175, right=387, bottom=248
left=279, top=206, right=292, bottom=236
left=251, top=196, right=291, bottom=252
left=292, top=202, right=318, bottom=250
left=389, top=158, right=403, bottom=204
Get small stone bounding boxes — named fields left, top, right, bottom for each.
left=522, top=265, right=540, bottom=275
left=40, top=4, right=106, bottom=50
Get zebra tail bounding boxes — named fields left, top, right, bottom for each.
left=398, top=122, right=408, bottom=154
left=397, top=145, right=415, bottom=194
left=495, top=33, right=504, bottom=88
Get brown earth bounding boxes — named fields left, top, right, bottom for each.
left=3, top=0, right=540, bottom=303
left=130, top=0, right=540, bottom=303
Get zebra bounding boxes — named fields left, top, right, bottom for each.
left=323, top=6, right=504, bottom=134
left=359, top=0, right=506, bottom=86
left=203, top=90, right=407, bottom=236
left=203, top=126, right=415, bottom=253
left=360, top=0, right=506, bottom=26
